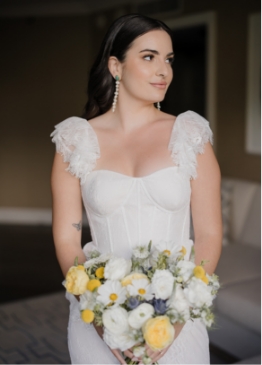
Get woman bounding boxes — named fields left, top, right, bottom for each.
left=50, top=13, right=222, bottom=365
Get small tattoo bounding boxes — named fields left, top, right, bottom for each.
left=72, top=220, right=82, bottom=231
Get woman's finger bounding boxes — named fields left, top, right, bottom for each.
left=123, top=349, right=135, bottom=359
left=111, top=348, right=126, bottom=364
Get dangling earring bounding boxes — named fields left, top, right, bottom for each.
left=112, top=75, right=120, bottom=112
left=157, top=102, right=161, bottom=110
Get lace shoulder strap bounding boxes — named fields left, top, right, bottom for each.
left=168, top=110, right=214, bottom=180
left=50, top=116, right=100, bottom=185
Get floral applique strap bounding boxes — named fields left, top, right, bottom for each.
left=168, top=110, right=214, bottom=180
left=50, top=117, right=100, bottom=185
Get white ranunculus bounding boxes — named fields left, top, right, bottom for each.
left=128, top=303, right=154, bottom=329
left=167, top=284, right=190, bottom=321
left=103, top=306, right=129, bottom=334
left=79, top=290, right=96, bottom=310
left=176, top=260, right=195, bottom=282
left=184, top=277, right=214, bottom=308
left=103, top=328, right=139, bottom=351
left=151, top=269, right=175, bottom=300
left=104, top=257, right=132, bottom=281
left=167, top=284, right=189, bottom=313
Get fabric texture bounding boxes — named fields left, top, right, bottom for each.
left=50, top=110, right=213, bottom=364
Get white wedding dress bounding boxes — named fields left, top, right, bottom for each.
left=51, top=110, right=213, bottom=364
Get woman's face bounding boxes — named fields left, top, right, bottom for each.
left=120, top=29, right=174, bottom=104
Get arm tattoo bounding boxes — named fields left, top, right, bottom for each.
left=72, top=220, right=82, bottom=231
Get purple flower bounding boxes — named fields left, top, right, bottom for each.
left=127, top=297, right=140, bottom=309
left=153, top=298, right=168, bottom=315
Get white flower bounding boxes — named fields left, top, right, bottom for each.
left=176, top=260, right=195, bottom=282
left=133, top=245, right=150, bottom=259
left=128, top=303, right=154, bottom=329
left=133, top=346, right=146, bottom=358
left=127, top=279, right=153, bottom=301
left=184, top=277, right=214, bottom=308
left=103, top=307, right=129, bottom=334
left=104, top=257, right=132, bottom=281
left=97, top=280, right=127, bottom=306
left=200, top=309, right=214, bottom=327
left=151, top=269, right=175, bottom=300
left=103, top=327, right=139, bottom=351
left=84, top=253, right=112, bottom=269
left=167, top=284, right=190, bottom=320
left=79, top=290, right=96, bottom=310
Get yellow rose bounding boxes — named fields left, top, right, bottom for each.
left=142, top=316, right=175, bottom=351
left=121, top=272, right=149, bottom=286
left=65, top=266, right=89, bottom=295
left=81, top=309, right=95, bottom=323
left=87, top=279, right=101, bottom=292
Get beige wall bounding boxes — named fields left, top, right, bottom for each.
left=0, top=1, right=260, bottom=209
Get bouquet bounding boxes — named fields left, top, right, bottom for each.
left=64, top=241, right=220, bottom=364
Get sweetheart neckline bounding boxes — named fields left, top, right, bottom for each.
left=86, top=165, right=179, bottom=180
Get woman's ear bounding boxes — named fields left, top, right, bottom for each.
left=108, top=56, right=122, bottom=79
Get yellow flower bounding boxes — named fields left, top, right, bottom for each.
left=65, top=266, right=89, bottom=295
left=121, top=272, right=149, bottom=286
left=163, top=249, right=171, bottom=256
left=201, top=275, right=209, bottom=284
left=81, top=309, right=95, bottom=323
left=193, top=265, right=206, bottom=279
left=77, top=265, right=85, bottom=271
left=180, top=246, right=187, bottom=256
left=87, top=279, right=101, bottom=292
left=95, top=267, right=104, bottom=279
left=142, top=316, right=175, bottom=351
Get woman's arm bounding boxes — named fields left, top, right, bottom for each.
left=190, top=142, right=223, bottom=275
left=51, top=152, right=86, bottom=277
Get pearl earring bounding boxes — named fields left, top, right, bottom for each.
left=112, top=75, right=120, bottom=112
left=157, top=102, right=161, bottom=110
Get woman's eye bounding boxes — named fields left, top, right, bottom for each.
left=144, top=55, right=154, bottom=61
left=166, top=57, right=174, bottom=65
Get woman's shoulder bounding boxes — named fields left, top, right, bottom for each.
left=168, top=110, right=214, bottom=180
left=50, top=115, right=100, bottom=185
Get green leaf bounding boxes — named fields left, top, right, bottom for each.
left=74, top=256, right=79, bottom=266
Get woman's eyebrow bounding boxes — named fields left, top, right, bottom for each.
left=139, top=49, right=174, bottom=56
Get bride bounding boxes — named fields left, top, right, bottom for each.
left=50, top=13, right=222, bottom=365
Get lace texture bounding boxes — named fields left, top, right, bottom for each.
left=50, top=116, right=100, bottom=185
left=168, top=110, right=214, bottom=180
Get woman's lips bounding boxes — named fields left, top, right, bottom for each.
left=150, top=83, right=167, bottom=89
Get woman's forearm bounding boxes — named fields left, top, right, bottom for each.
left=55, top=242, right=87, bottom=277
left=194, top=233, right=222, bottom=275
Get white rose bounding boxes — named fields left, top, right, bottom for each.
left=151, top=269, right=175, bottom=300
left=79, top=290, right=96, bottom=310
left=128, top=303, right=154, bottom=329
left=103, top=328, right=139, bottom=351
left=184, top=277, right=214, bottom=308
left=104, top=257, right=132, bottom=281
left=176, top=260, right=195, bottom=282
left=103, top=307, right=129, bottom=335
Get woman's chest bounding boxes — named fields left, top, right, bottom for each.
left=81, top=167, right=191, bottom=216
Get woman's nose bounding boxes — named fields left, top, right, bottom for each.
left=155, top=60, right=169, bottom=77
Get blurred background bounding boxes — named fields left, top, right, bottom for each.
left=0, top=0, right=260, bottom=364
